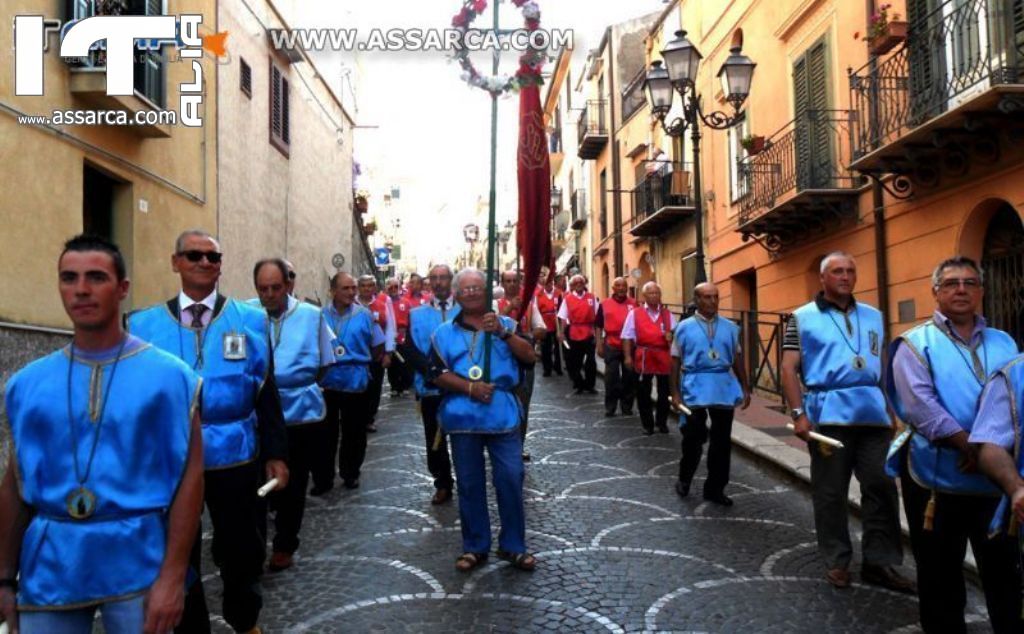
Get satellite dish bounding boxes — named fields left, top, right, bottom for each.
left=630, top=268, right=642, bottom=279
left=331, top=253, right=346, bottom=269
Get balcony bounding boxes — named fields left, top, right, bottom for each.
left=570, top=188, right=588, bottom=230
left=848, top=0, right=1024, bottom=194
left=577, top=100, right=609, bottom=159
left=629, top=161, right=696, bottom=238
left=736, top=110, right=861, bottom=255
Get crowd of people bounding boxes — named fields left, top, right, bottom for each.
left=1, top=232, right=1022, bottom=633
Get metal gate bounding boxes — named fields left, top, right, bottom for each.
left=984, top=248, right=1024, bottom=347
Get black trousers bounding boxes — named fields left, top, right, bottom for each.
left=566, top=338, right=596, bottom=390
left=902, top=468, right=1023, bottom=633
left=313, top=389, right=369, bottom=487
left=271, top=421, right=322, bottom=555
left=178, top=461, right=266, bottom=634
left=387, top=354, right=412, bottom=393
left=367, top=361, right=385, bottom=422
left=540, top=331, right=562, bottom=375
left=419, top=395, right=454, bottom=490
left=636, top=374, right=670, bottom=431
left=603, top=346, right=635, bottom=414
left=679, top=407, right=735, bottom=496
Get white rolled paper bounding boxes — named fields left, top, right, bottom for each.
left=257, top=477, right=280, bottom=497
left=786, top=423, right=845, bottom=449
left=393, top=350, right=406, bottom=364
left=562, top=340, right=570, bottom=350
left=670, top=399, right=692, bottom=416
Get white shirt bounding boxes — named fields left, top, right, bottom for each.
left=178, top=290, right=217, bottom=327
left=621, top=304, right=677, bottom=341
left=556, top=291, right=597, bottom=322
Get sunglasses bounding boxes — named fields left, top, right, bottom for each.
left=179, top=250, right=223, bottom=264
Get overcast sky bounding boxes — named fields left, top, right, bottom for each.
left=288, top=0, right=667, bottom=264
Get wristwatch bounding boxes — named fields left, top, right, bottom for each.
left=499, top=325, right=514, bottom=340
left=789, top=407, right=805, bottom=421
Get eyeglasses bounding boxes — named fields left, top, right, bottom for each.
left=179, top=250, right=223, bottom=264
left=459, top=285, right=484, bottom=295
left=937, top=278, right=981, bottom=291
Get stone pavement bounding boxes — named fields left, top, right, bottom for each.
left=198, top=374, right=992, bottom=633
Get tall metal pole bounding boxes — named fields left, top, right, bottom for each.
left=482, top=0, right=500, bottom=380
left=689, top=100, right=707, bottom=286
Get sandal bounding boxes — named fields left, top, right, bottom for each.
left=497, top=550, right=537, bottom=571
left=455, top=552, right=488, bottom=572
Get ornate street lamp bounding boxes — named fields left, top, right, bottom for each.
left=550, top=186, right=563, bottom=213
left=644, top=30, right=756, bottom=286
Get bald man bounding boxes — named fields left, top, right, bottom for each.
left=557, top=275, right=599, bottom=394
left=622, top=282, right=677, bottom=434
left=595, top=277, right=637, bottom=416
left=671, top=283, right=750, bottom=506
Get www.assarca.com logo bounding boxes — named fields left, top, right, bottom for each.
left=13, top=14, right=205, bottom=127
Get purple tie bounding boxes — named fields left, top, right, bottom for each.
left=187, top=304, right=207, bottom=330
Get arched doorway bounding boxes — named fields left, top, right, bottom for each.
left=601, top=262, right=610, bottom=298
left=982, top=205, right=1024, bottom=345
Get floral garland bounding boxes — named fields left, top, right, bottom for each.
left=451, top=0, right=545, bottom=96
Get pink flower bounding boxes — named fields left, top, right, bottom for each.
left=472, top=0, right=486, bottom=13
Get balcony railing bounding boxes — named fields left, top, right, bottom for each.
left=849, top=0, right=1023, bottom=162
left=737, top=110, right=858, bottom=225
left=570, top=188, right=587, bottom=230
left=577, top=100, right=609, bottom=159
left=630, top=161, right=695, bottom=238
left=621, top=69, right=646, bottom=122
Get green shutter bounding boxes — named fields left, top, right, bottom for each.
left=793, top=39, right=832, bottom=190
left=907, top=0, right=945, bottom=124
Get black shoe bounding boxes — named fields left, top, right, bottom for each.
left=573, top=388, right=584, bottom=395
left=643, top=427, right=654, bottom=436
left=584, top=388, right=599, bottom=394
left=555, top=370, right=563, bottom=376
left=657, top=425, right=669, bottom=434
left=703, top=492, right=733, bottom=507
left=675, top=481, right=690, bottom=498
left=542, top=372, right=552, bottom=377
left=366, top=422, right=378, bottom=433
left=604, top=410, right=616, bottom=417
left=522, top=452, right=531, bottom=462
left=621, top=409, right=634, bottom=416
left=309, top=483, right=333, bottom=496
left=343, top=479, right=360, bottom=489
left=861, top=564, right=916, bottom=595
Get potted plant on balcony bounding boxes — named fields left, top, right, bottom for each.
left=364, top=220, right=377, bottom=235
left=856, top=4, right=907, bottom=56
left=741, top=135, right=766, bottom=156
left=354, top=194, right=368, bottom=214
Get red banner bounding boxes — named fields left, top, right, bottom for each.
left=516, top=83, right=551, bottom=308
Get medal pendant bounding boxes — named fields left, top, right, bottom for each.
left=467, top=365, right=484, bottom=381
left=335, top=344, right=347, bottom=358
left=852, top=355, right=867, bottom=371
left=708, top=349, right=720, bottom=361
left=223, top=333, right=247, bottom=360
left=66, top=486, right=97, bottom=520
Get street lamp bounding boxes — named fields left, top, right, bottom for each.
left=550, top=186, right=563, bottom=213
left=644, top=30, right=755, bottom=286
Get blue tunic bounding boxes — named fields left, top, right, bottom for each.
left=409, top=302, right=460, bottom=398
left=128, top=298, right=270, bottom=469
left=886, top=320, right=1017, bottom=494
left=3, top=343, right=198, bottom=609
left=249, top=298, right=329, bottom=425
left=976, top=356, right=1024, bottom=534
left=675, top=315, right=743, bottom=409
left=793, top=300, right=889, bottom=427
left=320, top=303, right=375, bottom=392
left=432, top=316, right=522, bottom=434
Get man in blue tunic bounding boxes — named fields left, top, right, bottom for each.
left=128, top=230, right=289, bottom=634
left=670, top=282, right=749, bottom=506
left=781, top=251, right=913, bottom=593
left=251, top=259, right=336, bottom=573
left=399, top=264, right=458, bottom=505
left=0, top=235, right=204, bottom=633
left=313, top=272, right=386, bottom=493
left=430, top=268, right=538, bottom=572
left=888, top=256, right=1020, bottom=632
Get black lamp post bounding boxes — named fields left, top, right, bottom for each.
left=644, top=30, right=755, bottom=287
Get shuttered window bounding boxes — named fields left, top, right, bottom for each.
left=270, top=60, right=290, bottom=156
left=131, top=0, right=165, bottom=108
left=240, top=58, right=252, bottom=98
left=1013, top=0, right=1023, bottom=77
left=792, top=38, right=832, bottom=189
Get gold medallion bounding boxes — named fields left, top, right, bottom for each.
left=708, top=349, right=720, bottom=361
left=852, top=355, right=867, bottom=371
left=468, top=365, right=484, bottom=381
left=335, top=344, right=347, bottom=358
left=66, top=486, right=97, bottom=520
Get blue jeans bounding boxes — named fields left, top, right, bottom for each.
left=20, top=595, right=145, bottom=633
left=449, top=431, right=527, bottom=554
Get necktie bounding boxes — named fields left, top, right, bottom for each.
left=439, top=300, right=448, bottom=320
left=187, top=303, right=207, bottom=330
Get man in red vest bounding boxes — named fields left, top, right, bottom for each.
left=357, top=275, right=394, bottom=433
left=535, top=276, right=563, bottom=377
left=557, top=274, right=599, bottom=394
left=596, top=277, right=637, bottom=417
left=403, top=272, right=433, bottom=307
left=622, top=281, right=677, bottom=434
left=385, top=277, right=413, bottom=397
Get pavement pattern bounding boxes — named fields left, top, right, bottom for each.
left=199, top=375, right=993, bottom=633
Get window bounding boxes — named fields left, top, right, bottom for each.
left=599, top=169, right=608, bottom=238
left=793, top=37, right=832, bottom=189
left=728, top=113, right=751, bottom=203
left=270, top=60, right=291, bottom=156
left=240, top=58, right=252, bottom=98
left=681, top=251, right=698, bottom=304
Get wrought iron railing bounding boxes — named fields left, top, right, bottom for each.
left=849, top=0, right=1023, bottom=158
left=577, top=100, right=608, bottom=146
left=631, top=161, right=692, bottom=225
left=737, top=110, right=857, bottom=225
left=621, top=69, right=646, bottom=122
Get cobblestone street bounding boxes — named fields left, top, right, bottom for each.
left=201, top=375, right=991, bottom=633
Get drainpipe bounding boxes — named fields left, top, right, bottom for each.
left=866, top=0, right=891, bottom=343
left=609, top=35, right=624, bottom=278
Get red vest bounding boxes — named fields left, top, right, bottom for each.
left=632, top=305, right=673, bottom=375
left=534, top=288, right=559, bottom=331
left=564, top=292, right=597, bottom=341
left=403, top=291, right=432, bottom=308
left=366, top=294, right=390, bottom=331
left=497, top=297, right=532, bottom=334
left=389, top=295, right=411, bottom=344
left=600, top=297, right=636, bottom=350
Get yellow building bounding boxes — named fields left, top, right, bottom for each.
left=0, top=0, right=218, bottom=372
